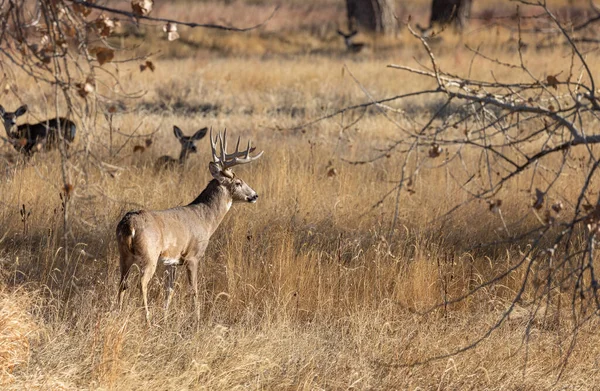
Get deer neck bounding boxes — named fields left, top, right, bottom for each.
left=188, top=179, right=232, bottom=234
left=178, top=149, right=190, bottom=165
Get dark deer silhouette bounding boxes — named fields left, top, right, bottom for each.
left=0, top=104, right=76, bottom=155
left=337, top=30, right=365, bottom=53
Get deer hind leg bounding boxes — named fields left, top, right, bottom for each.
left=117, top=251, right=134, bottom=311
left=139, top=257, right=158, bottom=326
left=186, top=260, right=200, bottom=321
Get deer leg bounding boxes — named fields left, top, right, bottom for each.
left=186, top=260, right=199, bottom=321
left=140, top=262, right=156, bottom=326
left=164, top=265, right=176, bottom=316
left=117, top=253, right=132, bottom=311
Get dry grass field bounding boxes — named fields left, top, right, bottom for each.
left=2, top=0, right=600, bottom=389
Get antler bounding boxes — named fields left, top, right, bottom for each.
left=210, top=128, right=263, bottom=171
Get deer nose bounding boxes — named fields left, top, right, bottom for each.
left=247, top=194, right=258, bottom=203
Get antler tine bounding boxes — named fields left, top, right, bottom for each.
left=217, top=132, right=263, bottom=170
left=218, top=130, right=226, bottom=164
left=210, top=128, right=219, bottom=163
left=223, top=129, right=228, bottom=159
left=235, top=136, right=241, bottom=155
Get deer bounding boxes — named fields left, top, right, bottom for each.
left=155, top=125, right=208, bottom=170
left=337, top=29, right=365, bottom=53
left=116, top=129, right=263, bottom=325
left=0, top=104, right=76, bottom=155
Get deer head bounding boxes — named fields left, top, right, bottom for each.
left=209, top=129, right=263, bottom=203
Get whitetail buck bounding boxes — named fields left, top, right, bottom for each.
left=155, top=125, right=208, bottom=170
left=116, top=129, right=263, bottom=324
left=0, top=104, right=76, bottom=155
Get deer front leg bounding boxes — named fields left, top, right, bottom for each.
left=186, top=259, right=200, bottom=321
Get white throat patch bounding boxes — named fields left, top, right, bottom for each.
left=226, top=199, right=232, bottom=211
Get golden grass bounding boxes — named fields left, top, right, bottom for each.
left=0, top=286, right=37, bottom=386
left=2, top=2, right=600, bottom=388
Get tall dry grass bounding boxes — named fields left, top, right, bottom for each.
left=2, top=2, right=600, bottom=388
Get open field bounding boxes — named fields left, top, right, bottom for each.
left=2, top=0, right=600, bottom=389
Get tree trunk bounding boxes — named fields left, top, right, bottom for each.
left=428, top=0, right=473, bottom=31
left=345, top=0, right=397, bottom=35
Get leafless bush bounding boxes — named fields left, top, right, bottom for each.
left=298, top=1, right=600, bottom=371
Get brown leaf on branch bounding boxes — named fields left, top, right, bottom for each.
left=63, top=183, right=74, bottom=198
left=140, top=60, right=155, bottom=72
left=132, top=0, right=153, bottom=17
left=90, top=47, right=114, bottom=65
left=72, top=3, right=92, bottom=17
left=75, top=76, right=95, bottom=98
left=552, top=201, right=563, bottom=214
left=585, top=204, right=600, bottom=238
left=546, top=75, right=559, bottom=90
left=96, top=15, right=116, bottom=37
left=163, top=23, right=180, bottom=41
left=428, top=143, right=442, bottom=158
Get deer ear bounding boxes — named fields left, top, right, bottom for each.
left=209, top=162, right=226, bottom=182
left=173, top=126, right=184, bottom=140
left=15, top=105, right=27, bottom=116
left=192, top=127, right=208, bottom=141
left=209, top=162, right=235, bottom=183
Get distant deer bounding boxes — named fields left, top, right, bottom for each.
left=0, top=104, right=76, bottom=155
left=117, top=129, right=263, bottom=324
left=337, top=29, right=365, bottom=53
left=155, top=125, right=208, bottom=170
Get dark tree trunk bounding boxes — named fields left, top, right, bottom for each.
left=428, top=0, right=473, bottom=31
left=345, top=0, right=397, bottom=35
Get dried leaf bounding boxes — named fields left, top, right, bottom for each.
left=63, top=183, right=74, bottom=197
left=327, top=167, right=338, bottom=178
left=75, top=76, right=95, bottom=98
left=145, top=138, right=153, bottom=147
left=133, top=145, right=145, bottom=153
left=552, top=201, right=563, bottom=214
left=140, top=60, right=155, bottom=72
left=533, top=188, right=544, bottom=210
left=96, top=14, right=116, bottom=37
left=546, top=75, right=559, bottom=90
left=163, top=23, right=179, bottom=41
left=488, top=199, right=502, bottom=214
left=428, top=143, right=442, bottom=158
left=64, top=25, right=77, bottom=38
left=72, top=3, right=92, bottom=17
left=585, top=204, right=600, bottom=237
left=108, top=105, right=117, bottom=113
left=90, top=47, right=114, bottom=65
left=131, top=0, right=153, bottom=16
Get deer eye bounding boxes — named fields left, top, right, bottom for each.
left=235, top=181, right=242, bottom=187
